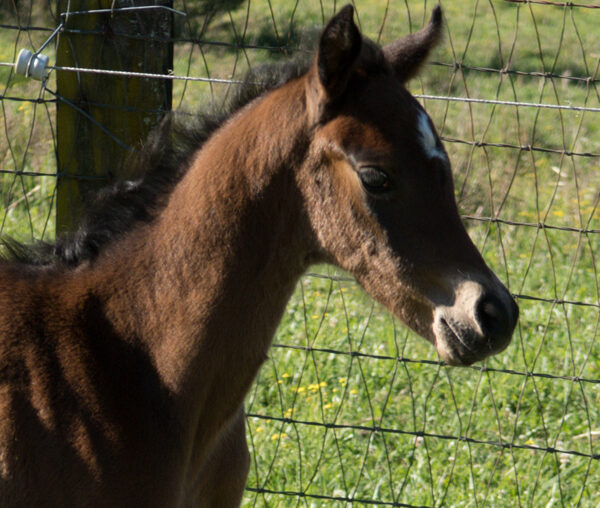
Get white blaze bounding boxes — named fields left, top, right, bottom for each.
left=417, top=111, right=445, bottom=160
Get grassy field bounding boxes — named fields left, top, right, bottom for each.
left=1, top=1, right=599, bottom=506
left=0, top=11, right=57, bottom=242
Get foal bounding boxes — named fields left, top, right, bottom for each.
left=0, top=6, right=518, bottom=507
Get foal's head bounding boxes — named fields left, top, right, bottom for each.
left=297, top=5, right=518, bottom=365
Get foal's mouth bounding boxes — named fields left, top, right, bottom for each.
left=436, top=317, right=480, bottom=366
left=435, top=317, right=480, bottom=366
left=429, top=279, right=518, bottom=366
left=435, top=314, right=513, bottom=366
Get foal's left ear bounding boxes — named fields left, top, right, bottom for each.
left=317, top=5, right=361, bottom=98
left=383, top=5, right=443, bottom=83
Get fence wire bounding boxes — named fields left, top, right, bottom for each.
left=1, top=1, right=599, bottom=506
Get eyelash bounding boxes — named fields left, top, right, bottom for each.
left=357, top=167, right=391, bottom=194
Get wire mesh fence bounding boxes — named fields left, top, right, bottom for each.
left=1, top=0, right=599, bottom=506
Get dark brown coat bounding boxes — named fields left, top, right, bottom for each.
left=0, top=6, right=517, bottom=507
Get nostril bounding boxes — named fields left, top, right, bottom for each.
left=476, top=294, right=509, bottom=338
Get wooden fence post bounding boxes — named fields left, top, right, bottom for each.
left=55, top=0, right=173, bottom=234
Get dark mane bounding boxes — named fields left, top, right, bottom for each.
left=1, top=57, right=313, bottom=267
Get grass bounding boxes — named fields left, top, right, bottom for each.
left=245, top=267, right=600, bottom=506
left=1, top=1, right=599, bottom=506
left=0, top=3, right=57, bottom=242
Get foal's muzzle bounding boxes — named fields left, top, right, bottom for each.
left=433, top=279, right=519, bottom=366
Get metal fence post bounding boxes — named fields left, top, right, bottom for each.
left=55, top=0, right=173, bottom=234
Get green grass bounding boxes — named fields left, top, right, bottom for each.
left=245, top=266, right=600, bottom=506
left=2, top=1, right=600, bottom=506
left=0, top=3, right=57, bottom=242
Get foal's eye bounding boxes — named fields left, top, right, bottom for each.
left=358, top=167, right=391, bottom=194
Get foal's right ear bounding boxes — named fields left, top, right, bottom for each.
left=317, top=5, right=361, bottom=97
left=307, top=5, right=361, bottom=121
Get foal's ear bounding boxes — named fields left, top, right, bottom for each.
left=383, top=5, right=443, bottom=83
left=313, top=5, right=361, bottom=103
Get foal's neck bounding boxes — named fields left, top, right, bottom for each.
left=102, top=78, right=312, bottom=435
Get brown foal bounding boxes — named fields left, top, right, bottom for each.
left=0, top=5, right=517, bottom=507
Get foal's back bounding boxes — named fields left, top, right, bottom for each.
left=0, top=265, right=87, bottom=505
left=0, top=263, right=181, bottom=507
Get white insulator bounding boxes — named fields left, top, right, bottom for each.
left=15, top=49, right=49, bottom=81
